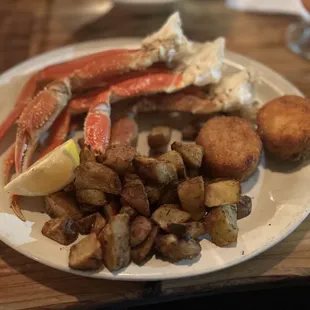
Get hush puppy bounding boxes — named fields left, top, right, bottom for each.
left=196, top=116, right=262, bottom=181
left=257, top=95, right=310, bottom=161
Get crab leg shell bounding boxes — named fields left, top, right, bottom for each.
left=3, top=143, right=16, bottom=185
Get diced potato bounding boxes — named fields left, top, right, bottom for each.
left=80, top=146, right=96, bottom=164
left=204, top=204, right=238, bottom=247
left=167, top=221, right=206, bottom=239
left=177, top=176, right=205, bottom=220
left=145, top=185, right=163, bottom=204
left=158, top=180, right=180, bottom=205
left=133, top=156, right=177, bottom=185
left=151, top=204, right=191, bottom=231
left=182, top=124, right=199, bottom=141
left=76, top=189, right=107, bottom=206
left=119, top=205, right=138, bottom=221
left=205, top=179, right=241, bottom=208
left=45, top=191, right=83, bottom=221
left=101, top=145, right=136, bottom=174
left=171, top=141, right=204, bottom=168
left=69, top=233, right=103, bottom=270
left=155, top=234, right=201, bottom=263
left=158, top=150, right=186, bottom=178
left=79, top=203, right=102, bottom=214
left=236, top=195, right=252, bottom=220
left=103, top=199, right=120, bottom=221
left=91, top=213, right=107, bottom=235
left=73, top=213, right=98, bottom=235
left=147, top=126, right=172, bottom=149
left=98, top=214, right=131, bottom=271
left=130, top=216, right=152, bottom=247
left=74, top=162, right=122, bottom=195
left=42, top=216, right=78, bottom=245
left=121, top=175, right=150, bottom=217
left=131, top=225, right=159, bottom=265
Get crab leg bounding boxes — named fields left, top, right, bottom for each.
left=14, top=12, right=192, bottom=173
left=3, top=143, right=16, bottom=185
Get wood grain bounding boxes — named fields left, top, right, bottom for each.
left=0, top=0, right=310, bottom=309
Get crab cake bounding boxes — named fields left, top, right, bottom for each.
left=257, top=95, right=310, bottom=161
left=196, top=116, right=262, bottom=181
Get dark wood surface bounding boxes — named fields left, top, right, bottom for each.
left=0, top=1, right=310, bottom=309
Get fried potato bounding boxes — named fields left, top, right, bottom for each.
left=80, top=146, right=96, bottom=164
left=171, top=141, right=204, bottom=169
left=257, top=95, right=310, bottom=161
left=103, top=199, right=120, bottom=221
left=157, top=180, right=180, bottom=205
left=236, top=195, right=252, bottom=220
left=151, top=204, right=191, bottom=231
left=91, top=213, right=107, bottom=235
left=144, top=185, right=163, bottom=204
left=76, top=189, right=107, bottom=206
left=155, top=234, right=201, bottom=263
left=69, top=233, right=103, bottom=271
left=204, top=204, right=238, bottom=247
left=130, top=216, right=152, bottom=247
left=158, top=150, right=186, bottom=178
left=74, top=162, right=122, bottom=195
left=133, top=156, right=178, bottom=185
left=196, top=116, right=262, bottom=181
left=147, top=126, right=172, bottom=149
left=204, top=179, right=241, bottom=208
left=42, top=216, right=78, bottom=245
left=121, top=175, right=150, bottom=217
left=167, top=222, right=206, bottom=239
left=63, top=182, right=75, bottom=192
left=73, top=213, right=98, bottom=235
left=45, top=191, right=83, bottom=221
left=79, top=203, right=102, bottom=214
left=131, top=225, right=159, bottom=265
left=177, top=176, right=205, bottom=220
left=101, top=145, right=136, bottom=174
left=98, top=214, right=130, bottom=271
left=119, top=205, right=138, bottom=221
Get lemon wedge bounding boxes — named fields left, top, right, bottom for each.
left=4, top=139, right=80, bottom=196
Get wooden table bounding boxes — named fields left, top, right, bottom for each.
left=0, top=1, right=310, bottom=309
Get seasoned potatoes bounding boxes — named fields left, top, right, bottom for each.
left=158, top=150, right=186, bottom=178
left=130, top=216, right=152, bottom=247
left=148, top=126, right=172, bottom=149
left=205, top=179, right=241, bottom=208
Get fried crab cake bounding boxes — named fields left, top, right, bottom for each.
left=196, top=116, right=262, bottom=181
left=257, top=95, right=310, bottom=161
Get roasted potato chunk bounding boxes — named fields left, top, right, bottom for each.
left=205, top=179, right=241, bottom=208
left=76, top=189, right=107, bottom=206
left=79, top=203, right=102, bottom=214
left=69, top=233, right=103, bottom=270
left=119, top=205, right=138, bottom=221
left=151, top=204, right=191, bottom=231
left=121, top=175, right=150, bottom=217
left=91, top=213, right=107, bottom=235
left=80, top=146, right=96, bottom=164
left=74, top=162, right=122, bottom=195
left=167, top=221, right=206, bottom=239
left=178, top=176, right=205, bottom=220
left=236, top=195, right=252, bottom=220
left=204, top=204, right=238, bottom=247
left=158, top=180, right=180, bottom=205
left=131, top=225, right=159, bottom=265
left=155, top=234, right=201, bottom=263
left=45, top=191, right=83, bottom=221
left=98, top=214, right=130, bottom=271
left=158, top=150, right=186, bottom=178
left=101, top=145, right=136, bottom=174
left=133, top=156, right=177, bottom=185
left=73, top=213, right=98, bottom=235
left=130, top=216, right=152, bottom=247
left=145, top=185, right=163, bottom=204
left=42, top=216, right=78, bottom=245
left=63, top=182, right=75, bottom=192
left=103, top=199, right=120, bottom=221
left=171, top=141, right=204, bottom=169
left=147, top=126, right=172, bottom=149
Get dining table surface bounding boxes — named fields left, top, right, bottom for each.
left=1, top=0, right=310, bottom=309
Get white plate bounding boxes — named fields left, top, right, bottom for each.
left=0, top=38, right=309, bottom=281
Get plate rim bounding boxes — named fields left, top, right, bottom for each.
left=0, top=37, right=307, bottom=281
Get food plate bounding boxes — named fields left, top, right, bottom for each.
left=0, top=38, right=309, bottom=281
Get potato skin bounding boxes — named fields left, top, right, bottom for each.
left=177, top=176, right=205, bottom=220
left=119, top=205, right=138, bottom=221
left=158, top=150, right=186, bottom=178
left=130, top=216, right=152, bottom=247
left=236, top=195, right=252, bottom=220
left=196, top=116, right=262, bottom=181
left=204, top=204, right=238, bottom=247
left=76, top=189, right=107, bottom=206
left=257, top=95, right=310, bottom=161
